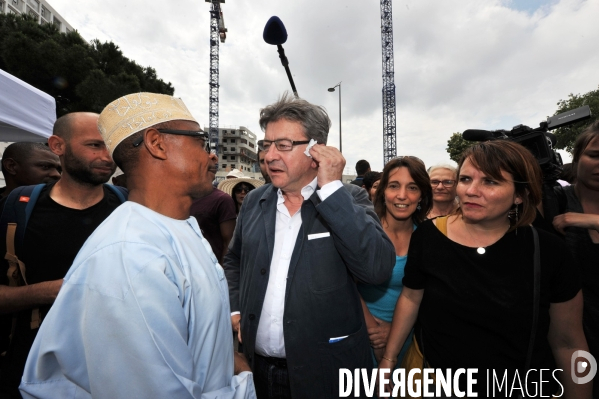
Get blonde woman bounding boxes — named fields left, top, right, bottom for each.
left=426, top=163, right=459, bottom=219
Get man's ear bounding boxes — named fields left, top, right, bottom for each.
left=2, top=158, right=18, bottom=176
left=47, top=135, right=65, bottom=156
left=142, top=128, right=168, bottom=161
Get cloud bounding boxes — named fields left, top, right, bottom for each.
left=50, top=0, right=598, bottom=171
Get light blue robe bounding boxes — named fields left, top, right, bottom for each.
left=20, top=202, right=255, bottom=399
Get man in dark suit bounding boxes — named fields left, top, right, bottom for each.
left=224, top=93, right=395, bottom=398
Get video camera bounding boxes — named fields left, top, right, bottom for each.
left=462, top=105, right=591, bottom=183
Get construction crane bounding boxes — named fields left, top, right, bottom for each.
left=206, top=0, right=227, bottom=154
left=380, top=0, right=397, bottom=165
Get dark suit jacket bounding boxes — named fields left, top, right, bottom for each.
left=223, top=182, right=395, bottom=398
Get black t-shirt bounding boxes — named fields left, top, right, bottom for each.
left=403, top=219, right=580, bottom=397
left=20, top=184, right=122, bottom=285
left=0, top=182, right=123, bottom=396
left=557, top=185, right=599, bottom=398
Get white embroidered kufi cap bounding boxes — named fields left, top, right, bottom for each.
left=98, top=92, right=199, bottom=156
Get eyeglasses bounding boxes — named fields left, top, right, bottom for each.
left=430, top=179, right=456, bottom=188
left=234, top=185, right=253, bottom=194
left=261, top=139, right=311, bottom=152
left=133, top=129, right=210, bottom=152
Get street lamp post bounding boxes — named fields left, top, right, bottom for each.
left=327, top=82, right=342, bottom=153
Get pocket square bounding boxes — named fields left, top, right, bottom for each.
left=308, top=232, right=330, bottom=240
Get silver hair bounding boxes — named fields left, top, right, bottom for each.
left=259, top=92, right=331, bottom=144
left=427, top=162, right=457, bottom=177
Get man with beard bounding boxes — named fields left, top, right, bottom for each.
left=0, top=112, right=121, bottom=398
left=20, top=93, right=254, bottom=398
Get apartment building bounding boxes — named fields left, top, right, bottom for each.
left=215, top=126, right=258, bottom=173
left=0, top=0, right=73, bottom=34
left=210, top=126, right=260, bottom=180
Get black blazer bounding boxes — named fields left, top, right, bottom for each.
left=224, top=183, right=395, bottom=398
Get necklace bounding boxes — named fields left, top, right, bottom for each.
left=467, top=230, right=487, bottom=255
left=462, top=220, right=510, bottom=255
left=428, top=212, right=449, bottom=219
left=429, top=201, right=459, bottom=220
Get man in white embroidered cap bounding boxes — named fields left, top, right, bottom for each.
left=20, top=93, right=256, bottom=399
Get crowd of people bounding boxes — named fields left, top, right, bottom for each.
left=0, top=91, right=596, bottom=399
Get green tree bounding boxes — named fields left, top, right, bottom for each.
left=552, top=85, right=599, bottom=154
left=0, top=13, right=174, bottom=117
left=446, top=132, right=476, bottom=163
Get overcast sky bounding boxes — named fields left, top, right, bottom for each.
left=49, top=0, right=598, bottom=172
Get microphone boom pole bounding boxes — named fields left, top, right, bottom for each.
left=276, top=45, right=298, bottom=98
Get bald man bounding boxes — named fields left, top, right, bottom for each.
left=0, top=112, right=120, bottom=398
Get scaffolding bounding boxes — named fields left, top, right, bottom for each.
left=206, top=0, right=226, bottom=153
left=380, top=0, right=397, bottom=164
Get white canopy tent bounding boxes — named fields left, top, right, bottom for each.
left=0, top=68, right=56, bottom=143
